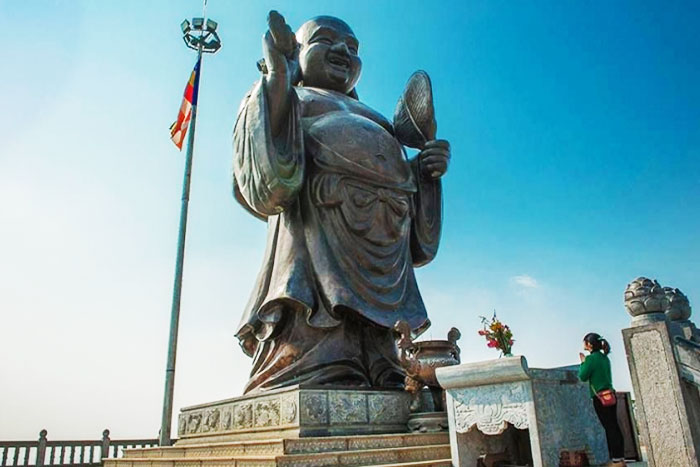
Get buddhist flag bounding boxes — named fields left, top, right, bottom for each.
left=170, top=57, right=201, bottom=150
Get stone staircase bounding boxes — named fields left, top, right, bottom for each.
left=103, top=432, right=452, bottom=467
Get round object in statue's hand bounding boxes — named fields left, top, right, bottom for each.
left=394, top=71, right=437, bottom=149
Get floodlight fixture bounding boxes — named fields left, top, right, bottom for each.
left=181, top=16, right=222, bottom=53
left=205, top=38, right=221, bottom=52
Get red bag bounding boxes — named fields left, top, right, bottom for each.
left=596, top=389, right=617, bottom=407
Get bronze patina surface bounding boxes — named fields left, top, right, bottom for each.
left=232, top=11, right=451, bottom=393
left=394, top=321, right=461, bottom=412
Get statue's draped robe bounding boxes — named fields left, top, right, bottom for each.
left=233, top=80, right=442, bottom=393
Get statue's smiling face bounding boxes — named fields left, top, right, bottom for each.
left=297, top=17, right=362, bottom=94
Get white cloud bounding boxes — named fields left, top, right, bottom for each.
left=511, top=274, right=539, bottom=289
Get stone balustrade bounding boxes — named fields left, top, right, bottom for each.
left=0, top=430, right=160, bottom=467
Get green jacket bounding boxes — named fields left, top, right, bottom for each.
left=578, top=350, right=614, bottom=398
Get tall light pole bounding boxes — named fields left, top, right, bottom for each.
left=159, top=16, right=221, bottom=447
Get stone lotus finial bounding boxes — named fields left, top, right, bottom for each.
left=664, top=287, right=692, bottom=322
left=624, top=277, right=669, bottom=319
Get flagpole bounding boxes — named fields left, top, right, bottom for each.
left=159, top=44, right=201, bottom=447
left=159, top=11, right=220, bottom=446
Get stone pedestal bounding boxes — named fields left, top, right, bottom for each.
left=622, top=320, right=700, bottom=466
left=436, top=356, right=608, bottom=467
left=176, top=385, right=411, bottom=445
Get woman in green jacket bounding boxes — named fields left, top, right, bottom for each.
left=578, top=332, right=625, bottom=465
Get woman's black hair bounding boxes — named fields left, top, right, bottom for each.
left=583, top=332, right=611, bottom=355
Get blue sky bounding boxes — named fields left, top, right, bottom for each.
left=1, top=0, right=698, bottom=439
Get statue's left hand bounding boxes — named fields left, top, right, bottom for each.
left=418, top=139, right=450, bottom=180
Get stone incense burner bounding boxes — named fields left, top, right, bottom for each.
left=393, top=320, right=461, bottom=413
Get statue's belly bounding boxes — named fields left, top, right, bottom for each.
left=305, top=111, right=412, bottom=184
left=304, top=111, right=416, bottom=247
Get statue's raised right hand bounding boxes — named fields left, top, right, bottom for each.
left=263, top=11, right=297, bottom=75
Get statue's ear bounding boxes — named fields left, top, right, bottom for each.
left=347, top=88, right=359, bottom=100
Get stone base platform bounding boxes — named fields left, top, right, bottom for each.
left=103, top=432, right=451, bottom=467
left=176, top=385, right=413, bottom=445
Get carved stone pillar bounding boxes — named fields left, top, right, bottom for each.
left=622, top=277, right=700, bottom=467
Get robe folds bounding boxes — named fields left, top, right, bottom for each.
left=232, top=79, right=443, bottom=392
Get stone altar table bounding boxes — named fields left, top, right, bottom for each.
left=436, top=356, right=608, bottom=467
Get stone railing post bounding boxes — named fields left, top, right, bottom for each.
left=36, top=429, right=47, bottom=467
left=100, top=429, right=111, bottom=461
left=621, top=277, right=700, bottom=467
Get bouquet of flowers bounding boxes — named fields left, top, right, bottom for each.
left=478, top=312, right=514, bottom=357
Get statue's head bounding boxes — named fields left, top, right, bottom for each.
left=296, top=16, right=361, bottom=95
